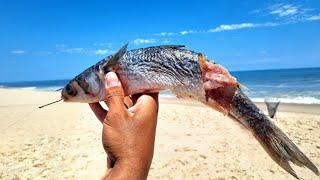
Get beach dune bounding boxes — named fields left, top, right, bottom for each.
left=0, top=88, right=319, bottom=179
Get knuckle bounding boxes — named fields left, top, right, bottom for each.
left=107, top=110, right=129, bottom=121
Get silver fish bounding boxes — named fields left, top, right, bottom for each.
left=61, top=44, right=319, bottom=179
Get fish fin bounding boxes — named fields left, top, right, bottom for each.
left=139, top=45, right=186, bottom=51
left=100, top=43, right=128, bottom=72
left=156, top=45, right=186, bottom=49
left=258, top=121, right=319, bottom=179
left=108, top=43, right=128, bottom=67
left=229, top=89, right=319, bottom=179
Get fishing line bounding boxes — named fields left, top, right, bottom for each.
left=1, top=99, right=62, bottom=131
left=1, top=99, right=63, bottom=131
left=38, top=99, right=63, bottom=108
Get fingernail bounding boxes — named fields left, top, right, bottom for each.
left=106, top=72, right=119, bottom=87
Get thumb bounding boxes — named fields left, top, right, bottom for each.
left=105, top=72, right=125, bottom=111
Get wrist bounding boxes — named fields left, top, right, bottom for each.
left=122, top=158, right=150, bottom=179
left=105, top=158, right=150, bottom=180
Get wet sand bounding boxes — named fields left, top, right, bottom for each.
left=0, top=88, right=319, bottom=179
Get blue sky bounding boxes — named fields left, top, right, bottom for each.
left=1, top=0, right=320, bottom=82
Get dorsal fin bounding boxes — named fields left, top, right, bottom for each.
left=132, top=45, right=186, bottom=51
left=99, top=43, right=128, bottom=73
left=107, top=43, right=128, bottom=67
left=155, top=45, right=186, bottom=49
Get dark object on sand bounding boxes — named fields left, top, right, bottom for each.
left=265, top=99, right=280, bottom=118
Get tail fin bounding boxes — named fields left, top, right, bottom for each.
left=229, top=88, right=319, bottom=179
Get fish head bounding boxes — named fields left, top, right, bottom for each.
left=61, top=72, right=104, bottom=103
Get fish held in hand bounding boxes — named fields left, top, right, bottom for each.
left=61, top=44, right=319, bottom=178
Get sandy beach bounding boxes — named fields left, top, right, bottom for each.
left=0, top=88, right=319, bottom=179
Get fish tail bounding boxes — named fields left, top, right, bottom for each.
left=228, top=88, right=319, bottom=179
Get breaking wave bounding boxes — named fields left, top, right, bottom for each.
left=20, top=87, right=37, bottom=90
left=37, top=86, right=64, bottom=91
left=0, top=86, right=63, bottom=91
left=160, top=92, right=320, bottom=104
left=251, top=96, right=320, bottom=104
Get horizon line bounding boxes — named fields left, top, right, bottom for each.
left=1, top=66, right=319, bottom=83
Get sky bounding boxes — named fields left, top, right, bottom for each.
left=1, top=0, right=320, bottom=82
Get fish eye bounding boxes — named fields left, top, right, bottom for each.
left=65, top=84, right=77, bottom=96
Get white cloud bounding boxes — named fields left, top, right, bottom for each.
left=209, top=23, right=258, bottom=32
left=63, top=48, right=84, bottom=54
left=57, top=44, right=113, bottom=56
left=63, top=47, right=113, bottom=56
left=269, top=4, right=299, bottom=17
left=180, top=30, right=197, bottom=35
left=12, top=43, right=113, bottom=56
left=11, top=50, right=25, bottom=54
left=151, top=22, right=281, bottom=37
left=133, top=38, right=156, bottom=45
left=268, top=3, right=320, bottom=25
left=306, top=15, right=320, bottom=21
left=267, top=3, right=320, bottom=22
left=262, top=22, right=280, bottom=27
left=155, top=32, right=176, bottom=36
left=93, top=49, right=111, bottom=55
left=150, top=4, right=318, bottom=37
left=208, top=22, right=280, bottom=33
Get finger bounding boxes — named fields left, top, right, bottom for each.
left=104, top=72, right=126, bottom=113
left=89, top=103, right=107, bottom=123
left=143, top=93, right=159, bottom=105
left=104, top=96, right=132, bottom=108
left=103, top=96, right=132, bottom=109
left=129, top=93, right=159, bottom=114
left=124, top=96, right=133, bottom=108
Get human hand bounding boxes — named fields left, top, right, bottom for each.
left=89, top=72, right=159, bottom=180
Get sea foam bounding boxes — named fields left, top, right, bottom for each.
left=252, top=96, right=320, bottom=104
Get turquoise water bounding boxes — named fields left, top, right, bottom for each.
left=1, top=67, right=320, bottom=104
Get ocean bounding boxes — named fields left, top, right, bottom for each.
left=1, top=67, right=320, bottom=104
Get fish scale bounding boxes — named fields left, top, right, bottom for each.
left=116, top=46, right=204, bottom=97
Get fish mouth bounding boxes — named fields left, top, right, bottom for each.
left=61, top=95, right=67, bottom=101
left=60, top=89, right=68, bottom=101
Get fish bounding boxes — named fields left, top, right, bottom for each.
left=60, top=44, right=319, bottom=179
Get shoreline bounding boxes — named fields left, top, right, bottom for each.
left=160, top=97, right=320, bottom=115
left=1, top=88, right=319, bottom=115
